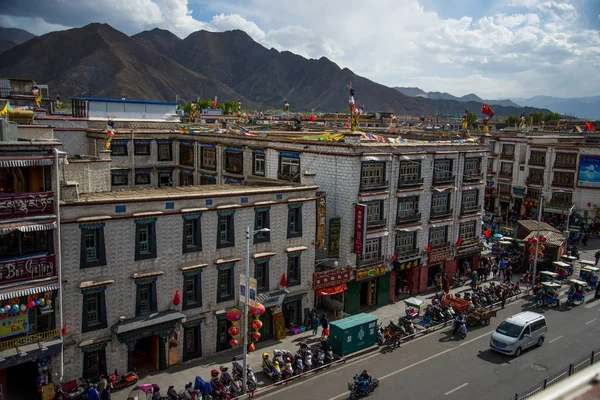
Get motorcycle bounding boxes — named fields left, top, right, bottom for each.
left=108, top=370, right=139, bottom=392
left=348, top=375, right=379, bottom=400
left=210, top=370, right=230, bottom=400
left=315, top=346, right=325, bottom=368
left=261, top=353, right=282, bottom=382
left=376, top=324, right=386, bottom=345
left=54, top=378, right=88, bottom=400
left=219, top=366, right=242, bottom=397
left=321, top=340, right=334, bottom=364
left=273, top=350, right=293, bottom=379
left=292, top=354, right=305, bottom=375
left=231, top=361, right=257, bottom=392
left=298, top=342, right=313, bottom=371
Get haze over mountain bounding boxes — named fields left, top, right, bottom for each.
left=511, top=96, right=600, bottom=120
left=0, top=27, right=36, bottom=53
left=395, top=87, right=521, bottom=108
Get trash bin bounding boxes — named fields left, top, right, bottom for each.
left=328, top=313, right=377, bottom=356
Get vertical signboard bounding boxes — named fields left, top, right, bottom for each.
left=239, top=274, right=257, bottom=307
left=328, top=217, right=341, bottom=258
left=354, top=204, right=367, bottom=255
left=315, top=191, right=327, bottom=249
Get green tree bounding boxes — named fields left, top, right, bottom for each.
left=467, top=111, right=478, bottom=128
left=544, top=112, right=560, bottom=122
left=506, top=115, right=519, bottom=124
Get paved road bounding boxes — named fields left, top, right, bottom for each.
left=260, top=292, right=600, bottom=400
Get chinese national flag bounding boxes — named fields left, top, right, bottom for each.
left=481, top=104, right=494, bottom=116
left=586, top=122, right=595, bottom=131
left=456, top=237, right=463, bottom=246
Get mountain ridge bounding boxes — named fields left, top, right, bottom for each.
left=394, top=86, right=521, bottom=108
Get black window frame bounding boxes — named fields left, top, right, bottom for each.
left=182, top=273, right=202, bottom=310
left=217, top=214, right=235, bottom=249
left=254, top=208, right=270, bottom=243
left=82, top=347, right=107, bottom=382
left=182, top=216, right=202, bottom=253
left=183, top=324, right=202, bottom=361
left=135, top=221, right=157, bottom=260
left=135, top=171, right=151, bottom=185
left=200, top=147, right=217, bottom=171
left=287, top=254, right=301, bottom=287
left=80, top=226, right=107, bottom=268
left=287, top=205, right=303, bottom=238
left=179, top=144, right=194, bottom=167
left=180, top=171, right=194, bottom=186
left=252, top=152, right=266, bottom=176
left=255, top=260, right=270, bottom=293
left=157, top=142, right=173, bottom=161
left=81, top=290, right=108, bottom=333
left=224, top=150, right=244, bottom=174
left=217, top=267, right=235, bottom=302
left=158, top=171, right=172, bottom=187
left=278, top=154, right=301, bottom=182
left=134, top=142, right=151, bottom=156
left=111, top=173, right=128, bottom=186
left=110, top=143, right=128, bottom=156
left=135, top=281, right=158, bottom=316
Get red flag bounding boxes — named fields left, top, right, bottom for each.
left=456, top=237, right=463, bottom=246
left=173, top=289, right=181, bottom=306
left=427, top=245, right=431, bottom=253
left=280, top=273, right=287, bottom=288
left=392, top=253, right=397, bottom=261
left=481, top=104, right=494, bottom=116
left=310, top=114, right=316, bottom=122
left=586, top=122, right=594, bottom=131
left=62, top=323, right=67, bottom=336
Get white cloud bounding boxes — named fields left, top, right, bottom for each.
left=0, top=15, right=71, bottom=36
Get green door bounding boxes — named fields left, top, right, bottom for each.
left=377, top=274, right=390, bottom=307
left=345, top=280, right=360, bottom=315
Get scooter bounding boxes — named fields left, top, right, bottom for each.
left=315, top=346, right=325, bottom=368
left=457, top=321, right=467, bottom=339
left=321, top=340, right=334, bottom=364
left=108, top=370, right=139, bottom=392
left=232, top=361, right=257, bottom=392
left=262, top=356, right=283, bottom=382
left=54, top=378, right=88, bottom=400
left=376, top=324, right=385, bottom=345
left=219, top=366, right=242, bottom=397
left=292, top=354, right=305, bottom=375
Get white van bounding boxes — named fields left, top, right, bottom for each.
left=490, top=311, right=547, bottom=357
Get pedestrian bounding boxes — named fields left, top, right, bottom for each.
left=477, top=265, right=484, bottom=283
left=501, top=289, right=507, bottom=309
left=100, top=387, right=111, bottom=400
left=463, top=260, right=470, bottom=275
left=505, top=266, right=513, bottom=283
left=471, top=271, right=478, bottom=289
left=321, top=314, right=329, bottom=336
left=491, top=263, right=498, bottom=280
left=595, top=250, right=600, bottom=266
left=442, top=273, right=450, bottom=294
left=97, top=375, right=107, bottom=394
left=312, top=315, right=320, bottom=335
left=499, top=258, right=507, bottom=280
left=483, top=264, right=490, bottom=282
left=87, top=384, right=100, bottom=400
left=583, top=233, right=589, bottom=247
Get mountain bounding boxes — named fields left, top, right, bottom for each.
left=0, top=27, right=36, bottom=44
left=395, top=87, right=521, bottom=108
left=0, top=39, right=16, bottom=53
left=132, top=28, right=181, bottom=55
left=512, top=96, right=600, bottom=119
left=0, top=23, right=249, bottom=105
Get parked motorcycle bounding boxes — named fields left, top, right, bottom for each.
left=292, top=353, right=305, bottom=375
left=321, top=340, right=334, bottom=364
left=272, top=349, right=292, bottom=379
left=231, top=361, right=257, bottom=392
left=108, top=370, right=139, bottom=392
left=262, top=353, right=282, bottom=382
left=210, top=369, right=230, bottom=399
left=376, top=324, right=386, bottom=345
left=54, top=377, right=88, bottom=400
left=219, top=366, right=242, bottom=397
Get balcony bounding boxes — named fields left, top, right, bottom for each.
left=553, top=162, right=576, bottom=169
left=366, top=218, right=387, bottom=231
left=0, top=328, right=60, bottom=351
left=500, top=152, right=515, bottom=160
left=396, top=213, right=421, bottom=226
left=498, top=171, right=513, bottom=179
left=463, top=172, right=483, bottom=182
left=526, top=176, right=543, bottom=185
left=551, top=180, right=574, bottom=189
left=356, top=254, right=386, bottom=267
left=430, top=242, right=451, bottom=251
left=430, top=208, right=453, bottom=220
left=360, top=180, right=389, bottom=192
left=0, top=191, right=55, bottom=219
left=486, top=169, right=496, bottom=175
left=394, top=248, right=420, bottom=260
left=461, top=204, right=482, bottom=216
left=432, top=175, right=455, bottom=186
left=398, top=177, right=424, bottom=188
left=529, top=159, right=545, bottom=167
left=498, top=192, right=512, bottom=201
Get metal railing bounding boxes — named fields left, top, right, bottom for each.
left=356, top=255, right=386, bottom=267
left=366, top=218, right=387, bottom=230
left=398, top=178, right=424, bottom=188
left=463, top=172, right=483, bottom=181
left=396, top=213, right=421, bottom=226
left=553, top=162, right=576, bottom=169
left=394, top=248, right=420, bottom=260
left=500, top=152, right=515, bottom=160
left=360, top=180, right=389, bottom=191
left=0, top=328, right=60, bottom=351
left=430, top=209, right=453, bottom=219
left=461, top=205, right=481, bottom=215
left=510, top=346, right=600, bottom=400
left=432, top=175, right=454, bottom=185
left=526, top=176, right=543, bottom=185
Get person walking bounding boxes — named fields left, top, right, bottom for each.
left=87, top=384, right=101, bottom=400
left=505, top=266, right=513, bottom=283
left=501, top=289, right=507, bottom=309
left=582, top=233, right=589, bottom=247
left=471, top=270, right=478, bottom=289
left=442, top=273, right=450, bottom=294
left=100, top=387, right=111, bottom=400
left=320, top=314, right=329, bottom=336
left=491, top=263, right=498, bottom=280
left=499, top=258, right=507, bottom=280
left=97, top=375, right=107, bottom=394
left=312, top=314, right=320, bottom=335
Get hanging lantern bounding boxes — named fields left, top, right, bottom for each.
left=226, top=308, right=243, bottom=323
left=528, top=238, right=535, bottom=244
left=539, top=245, right=545, bottom=252
left=4, top=305, right=10, bottom=312
left=251, top=319, right=263, bottom=330
left=250, top=303, right=265, bottom=316
left=228, top=326, right=240, bottom=337
left=0, top=307, right=4, bottom=315
left=34, top=300, right=40, bottom=307
left=39, top=298, right=45, bottom=306
left=12, top=304, right=19, bottom=311
left=531, top=237, right=538, bottom=244
left=529, top=254, right=535, bottom=260
left=252, top=332, right=261, bottom=340
left=172, top=290, right=181, bottom=307
left=229, top=339, right=239, bottom=347
left=538, top=252, right=544, bottom=257
left=46, top=299, right=52, bottom=305
left=539, top=235, right=548, bottom=243
left=529, top=245, right=536, bottom=252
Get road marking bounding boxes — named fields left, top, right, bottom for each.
left=445, top=383, right=469, bottom=396
left=585, top=318, right=597, bottom=325
left=585, top=302, right=596, bottom=309
left=549, top=336, right=563, bottom=344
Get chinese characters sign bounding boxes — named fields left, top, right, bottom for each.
left=0, top=314, right=28, bottom=338
left=328, top=217, right=341, bottom=258
left=313, top=266, right=351, bottom=290
left=315, top=192, right=326, bottom=250
left=353, top=204, right=367, bottom=255
left=394, top=259, right=420, bottom=270
left=0, top=255, right=56, bottom=285
left=428, top=249, right=453, bottom=264
left=355, top=265, right=387, bottom=281
left=0, top=192, right=55, bottom=218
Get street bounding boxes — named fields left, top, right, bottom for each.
left=260, top=292, right=600, bottom=400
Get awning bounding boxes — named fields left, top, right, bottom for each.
left=115, top=309, right=185, bottom=336
left=0, top=156, right=68, bottom=168
left=0, top=338, right=62, bottom=369
left=0, top=216, right=57, bottom=234
left=257, top=289, right=289, bottom=308
left=316, top=283, right=347, bottom=296
left=0, top=282, right=60, bottom=300
left=434, top=186, right=456, bottom=192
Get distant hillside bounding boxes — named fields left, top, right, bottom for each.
left=0, top=39, right=16, bottom=53
left=512, top=96, right=600, bottom=119
left=395, top=87, right=521, bottom=108
left=0, top=27, right=36, bottom=44
left=132, top=28, right=181, bottom=55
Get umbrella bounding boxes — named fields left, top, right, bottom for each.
left=493, top=233, right=503, bottom=239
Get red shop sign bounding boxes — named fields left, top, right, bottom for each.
left=0, top=192, right=55, bottom=218
left=0, top=255, right=56, bottom=285
left=313, top=266, right=352, bottom=290
left=354, top=204, right=367, bottom=255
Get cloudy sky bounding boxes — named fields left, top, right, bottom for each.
left=1, top=0, right=599, bottom=99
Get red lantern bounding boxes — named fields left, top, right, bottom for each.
left=252, top=332, right=261, bottom=340
left=539, top=235, right=548, bottom=243
left=531, top=237, right=538, bottom=244
left=251, top=319, right=263, bottom=330
left=539, top=245, right=545, bottom=252
left=226, top=308, right=243, bottom=322
left=538, top=252, right=544, bottom=257
left=529, top=254, right=535, bottom=260
left=250, top=303, right=265, bottom=316
left=529, top=245, right=536, bottom=252
left=172, top=290, right=181, bottom=306
left=229, top=339, right=239, bottom=347
left=228, top=326, right=240, bottom=337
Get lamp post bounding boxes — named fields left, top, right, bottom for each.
left=529, top=190, right=544, bottom=293
left=566, top=204, right=576, bottom=233
left=243, top=226, right=270, bottom=393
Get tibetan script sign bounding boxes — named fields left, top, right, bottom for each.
left=315, top=192, right=326, bottom=250
left=428, top=249, right=453, bottom=264
left=353, top=204, right=367, bottom=255
left=457, top=244, right=482, bottom=256
left=0, top=192, right=55, bottom=218
left=313, top=266, right=352, bottom=290
left=355, top=264, right=387, bottom=281
left=328, top=217, right=341, bottom=258
left=0, top=255, right=56, bottom=285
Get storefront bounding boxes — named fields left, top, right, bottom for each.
left=455, top=243, right=483, bottom=276
left=416, top=248, right=453, bottom=292
left=345, top=264, right=390, bottom=314
left=256, top=289, right=288, bottom=342
left=313, top=267, right=352, bottom=317
left=282, top=293, right=305, bottom=328
left=392, top=258, right=420, bottom=298
left=512, top=187, right=526, bottom=218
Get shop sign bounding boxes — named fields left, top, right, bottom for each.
left=239, top=274, right=257, bottom=307
left=0, top=191, right=55, bottom=218
left=328, top=217, right=341, bottom=258
left=512, top=187, right=526, bottom=197
left=355, top=264, right=387, bottom=281
left=313, top=266, right=352, bottom=290
left=457, top=244, right=482, bottom=256
left=0, top=255, right=56, bottom=285
left=353, top=204, right=367, bottom=255
left=315, top=192, right=326, bottom=250
left=394, top=259, right=420, bottom=270
left=428, top=249, right=452, bottom=264
left=0, top=313, right=28, bottom=338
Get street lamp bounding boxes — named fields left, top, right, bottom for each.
left=242, top=226, right=270, bottom=393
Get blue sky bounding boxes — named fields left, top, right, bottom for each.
left=1, top=0, right=599, bottom=99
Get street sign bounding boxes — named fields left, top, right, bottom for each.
left=239, top=274, right=257, bottom=307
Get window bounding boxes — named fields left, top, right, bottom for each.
left=135, top=171, right=151, bottom=185
left=363, top=238, right=381, bottom=261
left=459, top=221, right=476, bottom=240
left=254, top=208, right=270, bottom=243
left=366, top=201, right=384, bottom=228
left=217, top=267, right=234, bottom=302
left=397, top=196, right=419, bottom=217
left=429, top=226, right=447, bottom=247
left=111, top=143, right=127, bottom=156
left=487, top=159, right=495, bottom=172
left=551, top=191, right=572, bottom=205
left=180, top=144, right=194, bottom=166
left=253, top=152, right=265, bottom=176
left=529, top=151, right=545, bottom=166
left=183, top=325, right=202, bottom=361
left=136, top=282, right=157, bottom=316
left=287, top=254, right=301, bottom=287
left=464, top=158, right=481, bottom=177
left=528, top=168, right=544, bottom=183
left=279, top=153, right=301, bottom=182
left=180, top=171, right=194, bottom=186
left=461, top=189, right=479, bottom=211
left=555, top=153, right=577, bottom=168
left=287, top=205, right=303, bottom=238
left=134, top=142, right=150, bottom=155
left=500, top=162, right=513, bottom=176
left=217, top=213, right=235, bottom=248
left=255, top=260, right=269, bottom=293
left=157, top=142, right=172, bottom=161
left=0, top=231, right=50, bottom=258
left=82, top=291, right=107, bottom=332
left=183, top=274, right=202, bottom=310
left=553, top=171, right=574, bottom=186
left=526, top=186, right=541, bottom=201
left=111, top=172, right=128, bottom=186
left=135, top=221, right=157, bottom=260
left=399, top=161, right=421, bottom=186
left=200, top=147, right=216, bottom=170
left=431, top=192, right=450, bottom=214
left=361, top=162, right=386, bottom=188
left=182, top=216, right=202, bottom=253
left=83, top=347, right=106, bottom=382
left=200, top=175, right=216, bottom=185
left=395, top=231, right=416, bottom=255
left=530, top=319, right=546, bottom=332
left=501, top=144, right=515, bottom=156
left=489, top=142, right=496, bottom=154
left=224, top=148, right=243, bottom=174
left=80, top=226, right=106, bottom=268
left=433, top=159, right=453, bottom=184
left=158, top=171, right=172, bottom=187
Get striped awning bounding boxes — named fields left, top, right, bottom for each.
left=0, top=217, right=57, bottom=234
left=0, top=156, right=68, bottom=168
left=0, top=283, right=60, bottom=300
